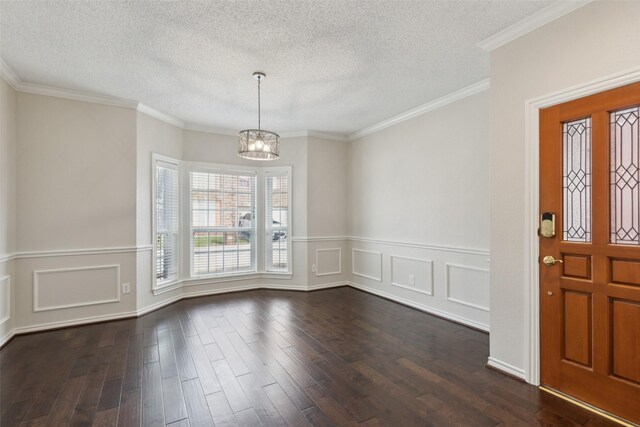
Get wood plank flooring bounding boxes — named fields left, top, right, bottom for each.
left=0, top=287, right=617, bottom=426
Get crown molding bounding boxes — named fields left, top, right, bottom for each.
left=137, top=103, right=185, bottom=128
left=3, top=58, right=487, bottom=143
left=0, top=59, right=20, bottom=90
left=476, top=0, right=593, bottom=52
left=183, top=122, right=239, bottom=137
left=181, top=126, right=349, bottom=141
left=307, top=130, right=349, bottom=142
left=348, top=78, right=490, bottom=141
left=17, top=81, right=138, bottom=109
left=279, top=130, right=309, bottom=139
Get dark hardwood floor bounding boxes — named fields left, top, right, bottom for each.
left=0, top=287, right=617, bottom=426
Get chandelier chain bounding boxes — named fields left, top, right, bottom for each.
left=257, top=77, right=261, bottom=130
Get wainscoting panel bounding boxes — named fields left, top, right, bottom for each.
left=0, top=276, right=10, bottom=324
left=390, top=255, right=433, bottom=295
left=349, top=238, right=490, bottom=331
left=445, top=263, right=490, bottom=311
left=352, top=249, right=383, bottom=281
left=316, top=248, right=342, bottom=276
left=33, top=265, right=121, bottom=312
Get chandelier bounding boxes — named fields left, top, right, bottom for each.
left=238, top=72, right=280, bottom=160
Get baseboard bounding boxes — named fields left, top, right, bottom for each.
left=1, top=281, right=349, bottom=347
left=2, top=280, right=483, bottom=348
left=307, top=281, right=348, bottom=291
left=0, top=329, right=15, bottom=348
left=347, top=281, right=489, bottom=332
left=486, top=357, right=526, bottom=380
left=12, top=309, right=139, bottom=336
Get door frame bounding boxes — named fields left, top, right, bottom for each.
left=524, top=66, right=640, bottom=386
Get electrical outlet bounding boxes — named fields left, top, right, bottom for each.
left=122, top=282, right=131, bottom=294
left=409, top=274, right=415, bottom=285
left=311, top=264, right=316, bottom=273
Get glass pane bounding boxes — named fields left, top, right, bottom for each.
left=156, top=164, right=178, bottom=283
left=611, top=106, right=640, bottom=245
left=265, top=174, right=289, bottom=271
left=190, top=171, right=256, bottom=275
left=563, top=118, right=592, bottom=242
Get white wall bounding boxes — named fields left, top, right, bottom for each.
left=306, top=136, right=350, bottom=288
left=490, top=0, right=640, bottom=377
left=13, top=92, right=138, bottom=331
left=346, top=90, right=491, bottom=330
left=135, top=111, right=184, bottom=310
left=16, top=93, right=137, bottom=250
left=0, top=77, right=17, bottom=344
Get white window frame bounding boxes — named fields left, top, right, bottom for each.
left=264, top=167, right=292, bottom=274
left=152, top=153, right=181, bottom=292
left=151, top=156, right=293, bottom=286
left=185, top=161, right=261, bottom=278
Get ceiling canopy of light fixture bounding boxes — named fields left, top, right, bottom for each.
left=238, top=72, right=280, bottom=161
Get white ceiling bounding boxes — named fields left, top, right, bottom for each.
left=1, top=1, right=555, bottom=135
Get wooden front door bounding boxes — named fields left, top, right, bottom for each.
left=540, top=82, right=640, bottom=424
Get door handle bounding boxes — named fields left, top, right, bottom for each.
left=542, top=255, right=563, bottom=266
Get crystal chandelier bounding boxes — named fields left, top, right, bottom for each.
left=238, top=72, right=279, bottom=160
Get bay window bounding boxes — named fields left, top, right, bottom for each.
left=152, top=156, right=291, bottom=287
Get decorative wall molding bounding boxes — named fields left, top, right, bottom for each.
left=487, top=357, right=526, bottom=380
left=0, top=330, right=15, bottom=348
left=307, top=281, right=348, bottom=291
left=352, top=249, right=383, bottom=282
left=349, top=281, right=489, bottom=332
left=0, top=253, right=16, bottom=263
left=291, top=236, right=348, bottom=242
left=0, top=59, right=20, bottom=89
left=445, top=263, right=490, bottom=312
left=33, top=265, right=121, bottom=312
left=306, top=130, right=350, bottom=142
left=13, top=245, right=152, bottom=260
left=316, top=248, right=342, bottom=277
left=2, top=59, right=488, bottom=143
left=18, top=81, right=138, bottom=108
left=12, top=308, right=139, bottom=336
left=0, top=276, right=10, bottom=325
left=138, top=103, right=185, bottom=127
left=349, top=236, right=489, bottom=256
left=390, top=255, right=434, bottom=296
left=476, top=1, right=593, bottom=51
left=348, top=79, right=490, bottom=140
left=182, top=122, right=238, bottom=137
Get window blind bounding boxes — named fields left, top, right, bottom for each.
left=190, top=170, right=257, bottom=275
left=155, top=162, right=179, bottom=285
left=265, top=171, right=289, bottom=271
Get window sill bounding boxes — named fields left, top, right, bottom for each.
left=151, top=271, right=294, bottom=292
left=152, top=272, right=294, bottom=292
left=152, top=280, right=183, bottom=296
left=262, top=272, right=293, bottom=279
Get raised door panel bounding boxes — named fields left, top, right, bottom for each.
left=562, top=290, right=592, bottom=367
left=611, top=299, right=640, bottom=385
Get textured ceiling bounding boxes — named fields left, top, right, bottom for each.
left=1, top=1, right=554, bottom=134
